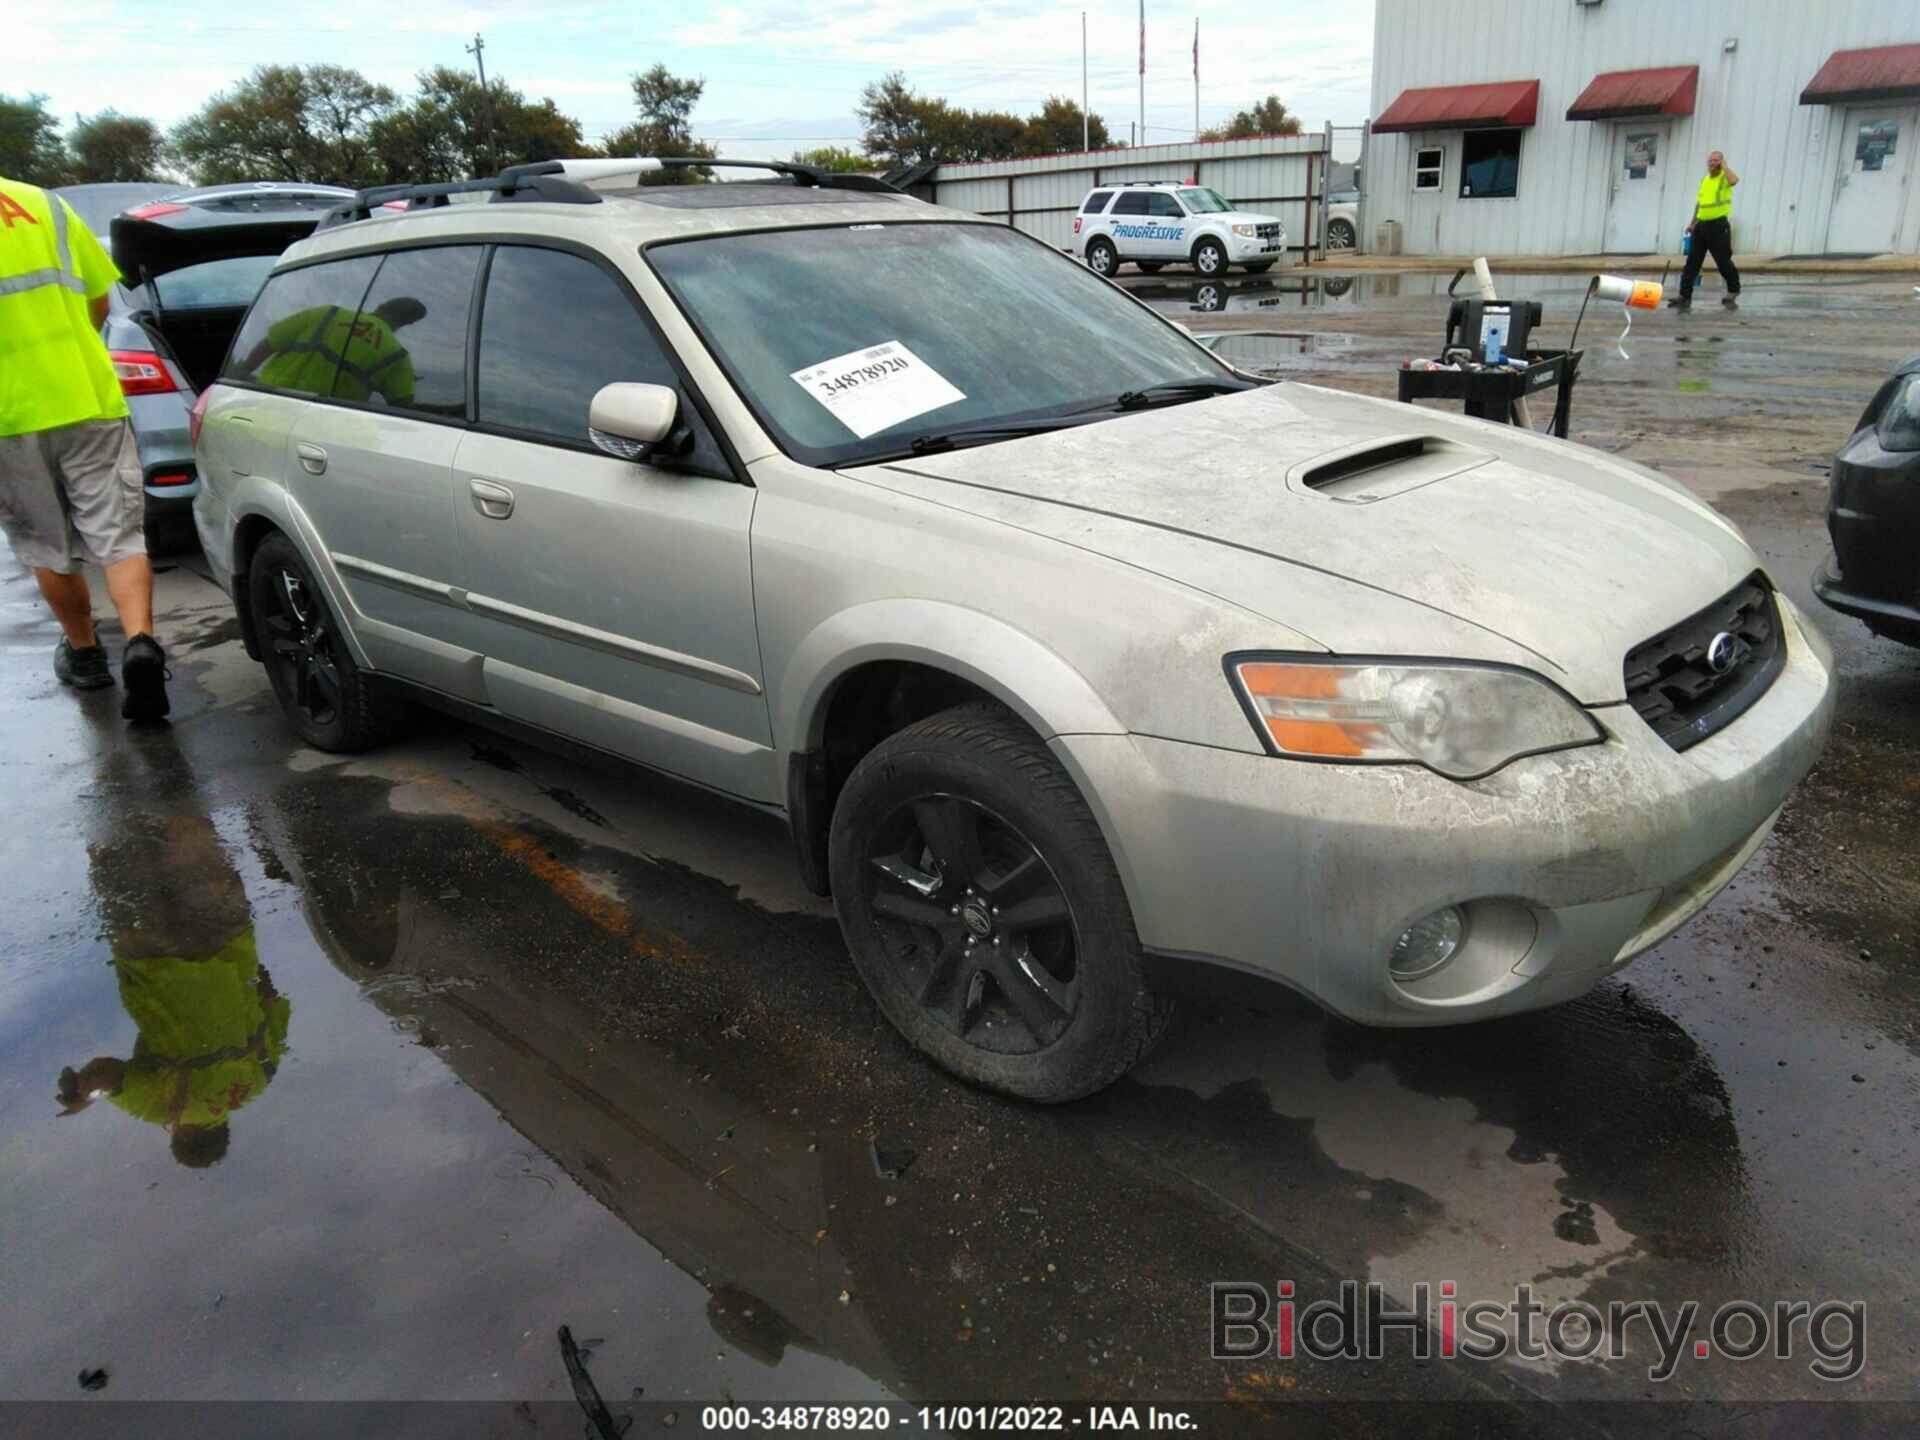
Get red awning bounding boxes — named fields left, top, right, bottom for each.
left=1801, top=43, right=1920, bottom=104
left=1566, top=65, right=1699, bottom=121
left=1373, top=80, right=1540, bottom=134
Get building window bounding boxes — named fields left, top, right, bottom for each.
left=1413, top=147, right=1444, bottom=191
left=1460, top=129, right=1520, bottom=199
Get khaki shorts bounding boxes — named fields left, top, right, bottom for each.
left=0, top=419, right=146, bottom=575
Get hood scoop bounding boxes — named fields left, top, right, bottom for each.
left=1289, top=433, right=1492, bottom=504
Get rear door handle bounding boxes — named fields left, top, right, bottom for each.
left=296, top=442, right=327, bottom=475
left=468, top=478, right=515, bottom=520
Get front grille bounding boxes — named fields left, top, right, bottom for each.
left=1624, top=573, right=1784, bottom=751
left=1256, top=222, right=1281, bottom=239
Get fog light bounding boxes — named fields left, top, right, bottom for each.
left=1389, top=906, right=1465, bottom=980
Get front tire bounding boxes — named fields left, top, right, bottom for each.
left=828, top=705, right=1171, bottom=1103
left=1327, top=218, right=1357, bottom=250
left=1084, top=238, right=1119, bottom=277
left=249, top=532, right=405, bottom=752
left=1192, top=238, right=1227, bottom=276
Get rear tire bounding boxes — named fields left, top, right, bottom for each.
left=1192, top=238, right=1227, bottom=276
left=248, top=532, right=406, bottom=752
left=1328, top=218, right=1356, bottom=250
left=828, top=704, right=1172, bottom=1103
left=1084, top=238, right=1119, bottom=277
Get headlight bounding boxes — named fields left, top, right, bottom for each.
left=1227, top=656, right=1605, bottom=780
left=1876, top=373, right=1920, bottom=452
left=1231, top=223, right=1257, bottom=238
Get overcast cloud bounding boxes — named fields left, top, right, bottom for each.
left=23, top=0, right=1374, bottom=157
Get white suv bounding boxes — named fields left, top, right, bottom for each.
left=1073, top=181, right=1287, bottom=278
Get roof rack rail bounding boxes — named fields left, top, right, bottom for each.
left=656, top=157, right=901, bottom=193
left=315, top=161, right=601, bottom=231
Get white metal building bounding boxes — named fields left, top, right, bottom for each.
left=1367, top=0, right=1920, bottom=256
left=919, top=135, right=1330, bottom=257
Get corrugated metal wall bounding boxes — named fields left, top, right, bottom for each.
left=927, top=136, right=1330, bottom=256
left=1370, top=0, right=1920, bottom=256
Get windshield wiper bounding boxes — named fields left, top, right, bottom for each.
left=1114, top=377, right=1256, bottom=411
left=902, top=414, right=1100, bottom=456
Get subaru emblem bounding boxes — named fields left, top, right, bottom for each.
left=1706, top=631, right=1740, bottom=674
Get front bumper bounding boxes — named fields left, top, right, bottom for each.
left=1227, top=231, right=1287, bottom=262
left=1813, top=547, right=1920, bottom=639
left=1052, top=595, right=1834, bottom=1026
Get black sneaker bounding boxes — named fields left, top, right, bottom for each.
left=1722, top=295, right=1739, bottom=310
left=1667, top=297, right=1691, bottom=311
left=54, top=638, right=114, bottom=690
left=120, top=635, right=171, bottom=722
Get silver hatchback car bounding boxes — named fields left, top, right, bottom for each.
left=195, top=158, right=1833, bottom=1102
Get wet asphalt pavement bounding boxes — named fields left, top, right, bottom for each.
left=3, top=274, right=1918, bottom=1434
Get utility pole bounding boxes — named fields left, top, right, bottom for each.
left=1082, top=12, right=1089, bottom=151
left=466, top=32, right=497, bottom=176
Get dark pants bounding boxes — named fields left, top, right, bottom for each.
left=1680, top=216, right=1739, bottom=301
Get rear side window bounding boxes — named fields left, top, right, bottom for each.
left=1110, top=192, right=1151, bottom=216
left=222, top=256, right=380, bottom=395
left=341, top=246, right=481, bottom=417
left=1082, top=190, right=1113, bottom=214
left=476, top=247, right=676, bottom=443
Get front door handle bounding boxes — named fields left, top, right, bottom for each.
left=296, top=442, right=327, bottom=475
left=468, top=478, right=515, bottom=520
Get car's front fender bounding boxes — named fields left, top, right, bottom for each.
left=776, top=599, right=1128, bottom=754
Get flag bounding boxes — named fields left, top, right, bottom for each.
left=1193, top=18, right=1199, bottom=82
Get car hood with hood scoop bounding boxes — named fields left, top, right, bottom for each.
left=847, top=382, right=1761, bottom=703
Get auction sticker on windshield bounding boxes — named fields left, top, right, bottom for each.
left=792, top=340, right=965, bottom=439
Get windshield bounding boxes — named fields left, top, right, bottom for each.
left=151, top=255, right=277, bottom=310
left=649, top=222, right=1233, bottom=465
left=1179, top=188, right=1232, bottom=213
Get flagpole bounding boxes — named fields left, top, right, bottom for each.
left=1193, top=18, right=1200, bottom=138
left=1138, top=0, right=1146, bottom=147
left=1082, top=11, right=1090, bottom=150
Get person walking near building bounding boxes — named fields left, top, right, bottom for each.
left=1672, top=151, right=1741, bottom=312
left=0, top=173, right=169, bottom=720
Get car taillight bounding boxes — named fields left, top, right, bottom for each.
left=148, top=470, right=194, bottom=487
left=1073, top=216, right=1082, bottom=234
left=110, top=350, right=177, bottom=396
left=124, top=201, right=189, bottom=220
left=189, top=387, right=212, bottom=448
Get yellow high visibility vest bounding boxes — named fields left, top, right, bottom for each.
left=1694, top=171, right=1734, bottom=222
left=0, top=177, right=129, bottom=437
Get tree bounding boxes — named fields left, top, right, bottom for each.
left=0, top=93, right=69, bottom=186
left=1026, top=96, right=1110, bottom=154
left=1199, top=94, right=1303, bottom=143
left=68, top=111, right=165, bottom=183
left=600, top=64, right=714, bottom=182
left=369, top=67, right=586, bottom=184
left=857, top=72, right=932, bottom=166
left=789, top=146, right=872, bottom=174
left=858, top=76, right=1112, bottom=165
left=172, top=65, right=396, bottom=187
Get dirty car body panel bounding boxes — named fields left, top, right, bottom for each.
left=1814, top=352, right=1920, bottom=647
left=195, top=164, right=1832, bottom=1096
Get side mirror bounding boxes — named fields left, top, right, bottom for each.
left=588, top=382, right=678, bottom=460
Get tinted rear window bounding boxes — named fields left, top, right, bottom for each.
left=348, top=246, right=480, bottom=417
left=1082, top=190, right=1112, bottom=214
left=152, top=256, right=275, bottom=310
left=220, top=257, right=380, bottom=394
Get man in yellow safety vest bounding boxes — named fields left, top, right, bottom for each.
left=1673, top=150, right=1742, bottom=313
left=0, top=173, right=170, bottom=720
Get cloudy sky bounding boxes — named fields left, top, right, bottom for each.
left=28, top=0, right=1375, bottom=156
